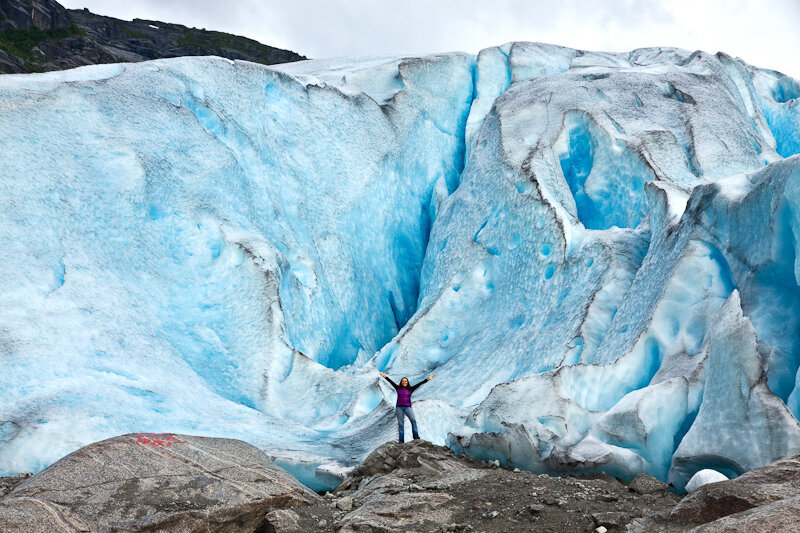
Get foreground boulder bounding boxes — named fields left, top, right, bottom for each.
left=690, top=496, right=800, bottom=533
left=629, top=473, right=669, bottom=495
left=670, top=451, right=800, bottom=528
left=0, top=433, right=320, bottom=532
left=333, top=440, right=487, bottom=532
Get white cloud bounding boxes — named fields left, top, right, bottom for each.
left=60, top=0, right=800, bottom=77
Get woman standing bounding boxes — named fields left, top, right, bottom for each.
left=379, top=372, right=434, bottom=442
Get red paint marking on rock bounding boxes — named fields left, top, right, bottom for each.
left=134, top=433, right=185, bottom=447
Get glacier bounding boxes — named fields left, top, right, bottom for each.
left=1, top=43, right=800, bottom=491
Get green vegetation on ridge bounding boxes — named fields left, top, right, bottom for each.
left=0, top=21, right=82, bottom=63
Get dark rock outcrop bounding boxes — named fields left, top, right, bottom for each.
left=0, top=0, right=71, bottom=31
left=0, top=0, right=305, bottom=73
left=0, top=433, right=321, bottom=532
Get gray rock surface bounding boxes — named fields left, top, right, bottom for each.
left=339, top=491, right=456, bottom=532
left=334, top=496, right=354, bottom=511
left=333, top=440, right=487, bottom=531
left=0, top=433, right=321, bottom=532
left=689, top=496, right=800, bottom=533
left=593, top=510, right=631, bottom=527
left=349, top=439, right=489, bottom=491
left=0, top=0, right=70, bottom=31
left=671, top=452, right=800, bottom=526
left=629, top=473, right=669, bottom=494
left=264, top=508, right=302, bottom=533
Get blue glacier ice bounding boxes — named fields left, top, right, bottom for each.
left=1, top=44, right=800, bottom=491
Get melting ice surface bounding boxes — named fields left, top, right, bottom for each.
left=1, top=45, right=800, bottom=491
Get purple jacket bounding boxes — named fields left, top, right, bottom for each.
left=383, top=376, right=427, bottom=407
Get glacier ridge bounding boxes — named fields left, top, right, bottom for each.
left=1, top=43, right=800, bottom=491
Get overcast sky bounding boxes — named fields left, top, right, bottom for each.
left=61, top=0, right=800, bottom=77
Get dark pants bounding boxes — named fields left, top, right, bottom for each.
left=396, top=406, right=419, bottom=442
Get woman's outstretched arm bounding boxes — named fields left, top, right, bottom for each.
left=410, top=374, right=435, bottom=391
left=379, top=372, right=399, bottom=389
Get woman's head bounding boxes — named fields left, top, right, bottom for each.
left=400, top=377, right=409, bottom=387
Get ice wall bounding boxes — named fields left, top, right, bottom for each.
left=0, top=55, right=475, bottom=484
left=1, top=44, right=799, bottom=491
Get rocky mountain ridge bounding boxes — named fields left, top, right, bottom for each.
left=0, top=0, right=304, bottom=73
